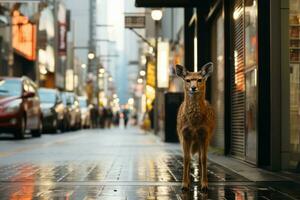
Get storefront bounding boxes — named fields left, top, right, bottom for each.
left=11, top=9, right=37, bottom=80
left=207, top=0, right=300, bottom=170
left=38, top=6, right=55, bottom=88
left=0, top=5, right=10, bottom=76
left=229, top=0, right=259, bottom=163
left=205, top=0, right=261, bottom=166
left=38, top=2, right=68, bottom=89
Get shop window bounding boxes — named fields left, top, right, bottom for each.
left=289, top=0, right=300, bottom=167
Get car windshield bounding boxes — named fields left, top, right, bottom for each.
left=39, top=90, right=56, bottom=104
left=79, top=99, right=87, bottom=108
left=0, top=79, right=22, bottom=97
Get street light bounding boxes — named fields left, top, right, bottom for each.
left=151, top=9, right=163, bottom=21
left=139, top=70, right=146, bottom=77
left=81, top=64, right=87, bottom=69
left=88, top=52, right=95, bottom=60
left=137, top=78, right=143, bottom=84
left=108, top=76, right=113, bottom=82
left=99, top=68, right=105, bottom=74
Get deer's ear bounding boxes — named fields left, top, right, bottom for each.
left=175, top=64, right=187, bottom=79
left=200, top=62, right=213, bottom=80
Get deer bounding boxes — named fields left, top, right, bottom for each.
left=175, top=62, right=215, bottom=192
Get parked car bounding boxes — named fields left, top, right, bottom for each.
left=38, top=88, right=65, bottom=133
left=59, top=91, right=71, bottom=131
left=61, top=92, right=81, bottom=130
left=78, top=96, right=91, bottom=128
left=0, top=76, right=42, bottom=139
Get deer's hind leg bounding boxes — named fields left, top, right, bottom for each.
left=181, top=133, right=192, bottom=191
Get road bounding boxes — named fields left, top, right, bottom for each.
left=0, top=128, right=299, bottom=199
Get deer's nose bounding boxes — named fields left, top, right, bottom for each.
left=191, top=86, right=196, bottom=91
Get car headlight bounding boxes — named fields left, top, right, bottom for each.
left=4, top=100, right=21, bottom=114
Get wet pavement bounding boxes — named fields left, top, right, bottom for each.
left=0, top=128, right=299, bottom=200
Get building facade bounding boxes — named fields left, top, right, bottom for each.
left=199, top=0, right=299, bottom=171
left=136, top=0, right=300, bottom=171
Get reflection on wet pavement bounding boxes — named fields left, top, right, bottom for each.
left=0, top=128, right=299, bottom=199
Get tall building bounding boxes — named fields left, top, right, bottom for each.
left=64, top=0, right=90, bottom=94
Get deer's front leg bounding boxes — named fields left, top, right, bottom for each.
left=200, top=139, right=209, bottom=192
left=182, top=139, right=191, bottom=191
left=198, top=146, right=202, bottom=183
left=198, top=127, right=209, bottom=193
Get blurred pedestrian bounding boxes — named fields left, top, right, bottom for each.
left=99, top=106, right=107, bottom=128
left=122, top=108, right=129, bottom=128
left=106, top=107, right=113, bottom=128
left=113, top=111, right=120, bottom=127
left=149, top=100, right=155, bottom=130
left=90, top=104, right=98, bottom=128
left=132, top=113, right=138, bottom=126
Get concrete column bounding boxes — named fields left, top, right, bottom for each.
left=280, top=0, right=290, bottom=170
left=269, top=0, right=290, bottom=170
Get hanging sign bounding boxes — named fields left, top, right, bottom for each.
left=125, top=15, right=145, bottom=29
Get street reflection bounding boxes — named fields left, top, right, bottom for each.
left=0, top=162, right=295, bottom=199
left=0, top=155, right=295, bottom=199
left=179, top=185, right=262, bottom=200
left=9, top=164, right=34, bottom=200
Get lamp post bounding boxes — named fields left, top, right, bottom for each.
left=151, top=9, right=162, bottom=135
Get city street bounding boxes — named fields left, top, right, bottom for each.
left=1, top=0, right=300, bottom=199
left=0, top=128, right=299, bottom=200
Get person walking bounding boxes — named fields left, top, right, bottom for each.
left=113, top=111, right=120, bottom=127
left=106, top=107, right=113, bottom=128
left=122, top=108, right=129, bottom=128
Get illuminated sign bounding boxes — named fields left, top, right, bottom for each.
left=12, top=11, right=36, bottom=61
left=58, top=23, right=67, bottom=55
left=146, top=60, right=155, bottom=87
left=58, top=4, right=67, bottom=55
left=157, top=41, right=170, bottom=88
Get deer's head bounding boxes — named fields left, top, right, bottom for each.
left=175, top=62, right=213, bottom=97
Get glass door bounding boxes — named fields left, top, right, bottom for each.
left=244, top=0, right=258, bottom=164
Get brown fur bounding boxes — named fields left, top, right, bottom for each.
left=176, top=63, right=216, bottom=192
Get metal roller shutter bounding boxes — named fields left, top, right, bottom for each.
left=231, top=0, right=245, bottom=159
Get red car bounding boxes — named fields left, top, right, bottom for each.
left=0, top=76, right=42, bottom=139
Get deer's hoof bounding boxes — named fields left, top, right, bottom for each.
left=181, top=185, right=189, bottom=192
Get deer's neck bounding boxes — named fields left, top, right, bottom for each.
left=184, top=92, right=206, bottom=110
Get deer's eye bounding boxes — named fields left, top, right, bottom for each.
left=197, top=79, right=202, bottom=83
left=186, top=79, right=191, bottom=83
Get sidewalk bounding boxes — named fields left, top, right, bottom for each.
left=0, top=127, right=299, bottom=199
